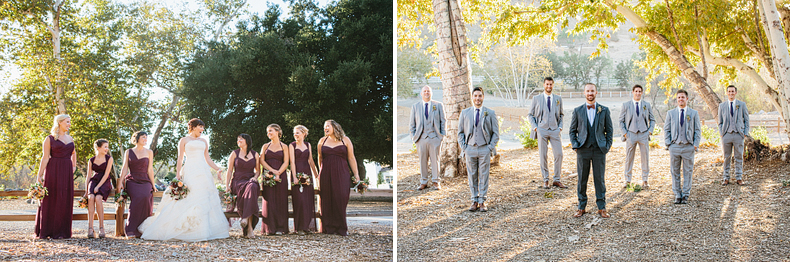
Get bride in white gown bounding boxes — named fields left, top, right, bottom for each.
left=138, top=119, right=230, bottom=241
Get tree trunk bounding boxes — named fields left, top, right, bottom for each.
left=51, top=0, right=66, bottom=114
left=150, top=94, right=180, bottom=156
left=760, top=0, right=790, bottom=141
left=433, top=0, right=472, bottom=178
left=607, top=1, right=721, bottom=119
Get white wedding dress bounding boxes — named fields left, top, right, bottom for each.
left=138, top=139, right=230, bottom=241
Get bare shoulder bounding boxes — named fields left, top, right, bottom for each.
left=342, top=136, right=353, bottom=145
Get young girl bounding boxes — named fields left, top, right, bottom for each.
left=85, top=139, right=114, bottom=238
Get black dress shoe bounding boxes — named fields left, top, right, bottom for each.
left=674, top=198, right=682, bottom=204
left=681, top=196, right=688, bottom=204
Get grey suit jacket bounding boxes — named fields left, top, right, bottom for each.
left=569, top=103, right=613, bottom=154
left=664, top=107, right=702, bottom=147
left=457, top=106, right=499, bottom=156
left=717, top=100, right=749, bottom=137
left=618, top=100, right=656, bottom=137
left=409, top=100, right=446, bottom=143
left=527, top=93, right=564, bottom=139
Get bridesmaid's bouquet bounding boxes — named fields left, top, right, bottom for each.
left=262, top=171, right=279, bottom=187
left=78, top=196, right=89, bottom=208
left=27, top=182, right=48, bottom=200
left=292, top=172, right=311, bottom=192
left=114, top=191, right=128, bottom=205
left=168, top=178, right=189, bottom=200
left=352, top=177, right=370, bottom=194
left=216, top=184, right=236, bottom=206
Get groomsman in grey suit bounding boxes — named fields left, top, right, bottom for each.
left=618, top=84, right=655, bottom=189
left=410, top=85, right=447, bottom=190
left=718, top=85, right=749, bottom=186
left=569, top=83, right=613, bottom=218
left=664, top=89, right=701, bottom=204
left=528, top=77, right=567, bottom=189
left=458, top=87, right=499, bottom=212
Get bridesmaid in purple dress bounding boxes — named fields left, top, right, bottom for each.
left=224, top=133, right=261, bottom=238
left=317, top=120, right=360, bottom=236
left=118, top=131, right=157, bottom=238
left=35, top=114, right=77, bottom=239
left=289, top=125, right=319, bottom=234
left=259, top=124, right=290, bottom=235
left=85, top=139, right=114, bottom=238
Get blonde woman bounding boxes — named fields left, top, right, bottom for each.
left=289, top=125, right=319, bottom=234
left=35, top=114, right=77, bottom=239
left=317, top=120, right=360, bottom=236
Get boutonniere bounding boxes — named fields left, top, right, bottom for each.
left=432, top=105, right=436, bottom=111
left=736, top=104, right=740, bottom=110
left=484, top=111, right=489, bottom=117
left=597, top=106, right=602, bottom=113
left=556, top=99, right=560, bottom=106
left=686, top=115, right=691, bottom=122
left=642, top=105, right=647, bottom=111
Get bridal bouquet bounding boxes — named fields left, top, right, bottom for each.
left=291, top=172, right=311, bottom=192
left=77, top=195, right=89, bottom=208
left=27, top=182, right=48, bottom=200
left=262, top=171, right=279, bottom=187
left=168, top=178, right=189, bottom=200
left=114, top=191, right=128, bottom=205
left=352, top=177, right=370, bottom=194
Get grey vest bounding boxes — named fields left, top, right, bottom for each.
left=471, top=109, right=487, bottom=146
left=726, top=102, right=738, bottom=134
left=421, top=104, right=439, bottom=139
left=677, top=109, right=689, bottom=144
left=630, top=101, right=648, bottom=133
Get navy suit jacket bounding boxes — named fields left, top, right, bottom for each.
left=569, top=103, right=613, bottom=154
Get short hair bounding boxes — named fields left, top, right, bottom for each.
left=267, top=124, right=282, bottom=138
left=584, top=83, right=597, bottom=90
left=632, top=84, right=643, bottom=92
left=130, top=131, right=147, bottom=144
left=294, top=125, right=309, bottom=137
left=544, top=77, right=554, bottom=83
left=676, top=89, right=689, bottom=97
left=472, top=86, right=484, bottom=94
left=727, top=85, right=737, bottom=92
left=187, top=118, right=205, bottom=132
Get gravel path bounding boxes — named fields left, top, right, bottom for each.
left=397, top=147, right=790, bottom=261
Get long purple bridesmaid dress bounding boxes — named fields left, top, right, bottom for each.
left=35, top=135, right=75, bottom=239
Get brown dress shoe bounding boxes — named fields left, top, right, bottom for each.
left=418, top=184, right=428, bottom=190
left=552, top=181, right=568, bottom=189
left=623, top=182, right=630, bottom=189
left=479, top=203, right=488, bottom=212
left=468, top=202, right=479, bottom=212
left=542, top=181, right=550, bottom=189
left=597, top=209, right=610, bottom=218
left=573, top=209, right=586, bottom=218
left=432, top=182, right=441, bottom=190
left=721, top=180, right=729, bottom=186
left=736, top=180, right=744, bottom=185
left=642, top=181, right=649, bottom=189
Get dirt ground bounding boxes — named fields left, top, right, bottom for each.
left=397, top=146, right=790, bottom=261
left=0, top=200, right=392, bottom=261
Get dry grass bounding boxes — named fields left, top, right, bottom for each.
left=397, top=147, right=790, bottom=261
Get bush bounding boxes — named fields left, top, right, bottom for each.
left=750, top=126, right=771, bottom=145
left=649, top=126, right=662, bottom=148
left=515, top=117, right=538, bottom=148
left=700, top=125, right=720, bottom=148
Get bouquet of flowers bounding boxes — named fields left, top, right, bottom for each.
left=292, top=172, right=311, bottom=192
left=216, top=183, right=236, bottom=206
left=114, top=191, right=128, bottom=205
left=168, top=178, right=189, bottom=200
left=78, top=195, right=88, bottom=208
left=262, top=171, right=279, bottom=187
left=352, top=177, right=370, bottom=195
left=27, top=182, right=48, bottom=200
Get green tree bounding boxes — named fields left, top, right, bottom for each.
left=397, top=48, right=432, bottom=98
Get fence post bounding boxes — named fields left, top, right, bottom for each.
left=115, top=201, right=125, bottom=237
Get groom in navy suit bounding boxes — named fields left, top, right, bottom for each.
left=569, top=83, right=613, bottom=218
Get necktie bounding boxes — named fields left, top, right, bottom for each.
left=475, top=109, right=480, bottom=126
left=636, top=102, right=640, bottom=116
left=425, top=103, right=429, bottom=119
left=547, top=96, right=551, bottom=112
left=680, top=109, right=685, bottom=126
left=730, top=102, right=733, bottom=117
left=587, top=104, right=595, bottom=109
